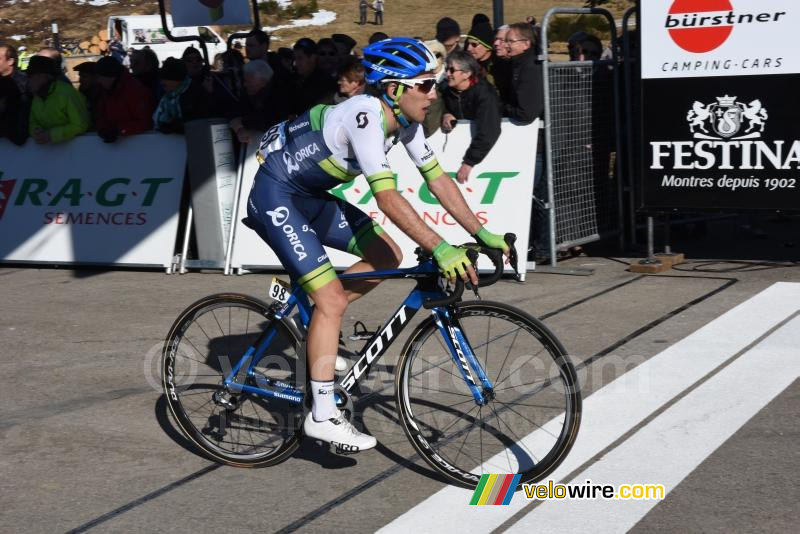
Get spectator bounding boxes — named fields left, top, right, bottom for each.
left=213, top=49, right=246, bottom=99
left=372, top=0, right=384, bottom=26
left=182, top=47, right=237, bottom=117
left=72, top=61, right=103, bottom=129
left=569, top=32, right=603, bottom=61
left=315, top=38, right=340, bottom=79
left=421, top=39, right=447, bottom=137
left=501, top=22, right=544, bottom=125
left=435, top=17, right=462, bottom=57
left=94, top=56, right=155, bottom=142
left=291, top=38, right=337, bottom=114
left=331, top=33, right=357, bottom=65
left=276, top=47, right=294, bottom=75
left=359, top=0, right=368, bottom=25
left=229, top=60, right=291, bottom=144
left=123, top=47, right=134, bottom=70
left=35, top=47, right=70, bottom=83
left=502, top=22, right=548, bottom=263
left=335, top=56, right=365, bottom=102
left=440, top=50, right=501, bottom=183
left=0, top=76, right=28, bottom=145
left=153, top=57, right=192, bottom=134
left=0, top=43, right=27, bottom=96
left=245, top=29, right=270, bottom=62
left=131, top=48, right=162, bottom=104
left=472, top=13, right=490, bottom=27
left=465, top=21, right=495, bottom=84
left=491, top=25, right=512, bottom=103
left=26, top=55, right=89, bottom=144
left=368, top=32, right=389, bottom=44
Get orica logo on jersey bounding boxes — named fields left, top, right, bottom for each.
left=284, top=143, right=321, bottom=173
left=264, top=206, right=307, bottom=261
left=266, top=206, right=290, bottom=226
left=283, top=152, right=300, bottom=174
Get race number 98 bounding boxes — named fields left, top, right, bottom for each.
left=269, top=277, right=291, bottom=304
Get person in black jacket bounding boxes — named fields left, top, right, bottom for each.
left=229, top=59, right=291, bottom=143
left=501, top=22, right=544, bottom=125
left=0, top=75, right=27, bottom=145
left=502, top=22, right=549, bottom=262
left=440, top=50, right=502, bottom=183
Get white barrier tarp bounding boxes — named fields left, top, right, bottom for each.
left=230, top=119, right=538, bottom=275
left=0, top=133, right=186, bottom=267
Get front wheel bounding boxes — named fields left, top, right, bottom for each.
left=395, top=301, right=581, bottom=488
left=162, top=293, right=305, bottom=467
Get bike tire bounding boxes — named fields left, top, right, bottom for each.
left=395, top=301, right=581, bottom=488
left=162, top=293, right=304, bottom=467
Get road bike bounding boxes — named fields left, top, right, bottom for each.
left=162, top=235, right=581, bottom=488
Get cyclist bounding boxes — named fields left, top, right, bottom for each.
left=246, top=37, right=510, bottom=453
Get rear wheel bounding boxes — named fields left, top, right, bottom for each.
left=162, top=294, right=304, bottom=467
left=396, top=301, right=581, bottom=488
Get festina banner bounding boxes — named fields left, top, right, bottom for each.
left=640, top=0, right=800, bottom=210
left=0, top=134, right=185, bottom=266
left=229, top=120, right=538, bottom=277
left=171, top=0, right=252, bottom=27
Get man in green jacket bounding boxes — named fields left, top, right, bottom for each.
left=27, top=55, right=89, bottom=144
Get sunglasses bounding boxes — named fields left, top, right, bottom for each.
left=466, top=40, right=482, bottom=48
left=384, top=77, right=437, bottom=93
left=445, top=66, right=465, bottom=74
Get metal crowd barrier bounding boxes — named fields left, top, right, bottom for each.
left=541, top=7, right=625, bottom=268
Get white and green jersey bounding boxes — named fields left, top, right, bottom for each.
left=256, top=94, right=445, bottom=194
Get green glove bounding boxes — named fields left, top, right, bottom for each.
left=473, top=226, right=509, bottom=252
left=432, top=241, right=473, bottom=280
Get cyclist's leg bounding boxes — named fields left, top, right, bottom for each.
left=248, top=179, right=376, bottom=449
left=313, top=193, right=402, bottom=303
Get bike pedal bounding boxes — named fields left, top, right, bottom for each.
left=348, top=320, right=375, bottom=341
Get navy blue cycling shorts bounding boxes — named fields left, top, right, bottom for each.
left=246, top=167, right=385, bottom=293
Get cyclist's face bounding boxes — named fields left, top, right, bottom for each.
left=395, top=74, right=437, bottom=123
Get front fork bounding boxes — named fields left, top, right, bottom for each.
left=432, top=307, right=494, bottom=405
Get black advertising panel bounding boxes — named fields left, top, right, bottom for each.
left=639, top=0, right=800, bottom=211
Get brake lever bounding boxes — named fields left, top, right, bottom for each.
left=504, top=233, right=521, bottom=281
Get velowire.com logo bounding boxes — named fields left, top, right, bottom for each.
left=469, top=474, right=521, bottom=505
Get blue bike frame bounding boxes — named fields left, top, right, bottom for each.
left=220, top=258, right=496, bottom=406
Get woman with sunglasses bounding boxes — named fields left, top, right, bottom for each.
left=440, top=50, right=502, bottom=183
left=246, top=37, right=510, bottom=454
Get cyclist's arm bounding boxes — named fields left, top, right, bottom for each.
left=373, top=189, right=442, bottom=252
left=426, top=172, right=482, bottom=235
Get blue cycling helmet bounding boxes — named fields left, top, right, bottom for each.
left=362, top=37, right=438, bottom=85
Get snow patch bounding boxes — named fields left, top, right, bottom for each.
left=262, top=9, right=337, bottom=33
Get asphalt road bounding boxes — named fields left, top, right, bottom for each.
left=1, top=224, right=798, bottom=533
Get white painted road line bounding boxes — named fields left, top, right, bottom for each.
left=379, top=283, right=800, bottom=532
left=507, top=314, right=800, bottom=533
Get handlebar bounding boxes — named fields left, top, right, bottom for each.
left=422, top=234, right=519, bottom=309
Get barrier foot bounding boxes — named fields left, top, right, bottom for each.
left=527, top=261, right=594, bottom=276
left=628, top=252, right=684, bottom=273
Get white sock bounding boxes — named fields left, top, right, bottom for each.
left=310, top=380, right=336, bottom=422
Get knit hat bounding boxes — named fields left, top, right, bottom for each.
left=73, top=61, right=98, bottom=74
left=159, top=57, right=187, bottom=81
left=331, top=33, right=357, bottom=53
left=466, top=21, right=494, bottom=51
left=25, top=55, right=56, bottom=76
left=96, top=56, right=124, bottom=78
left=435, top=17, right=461, bottom=43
